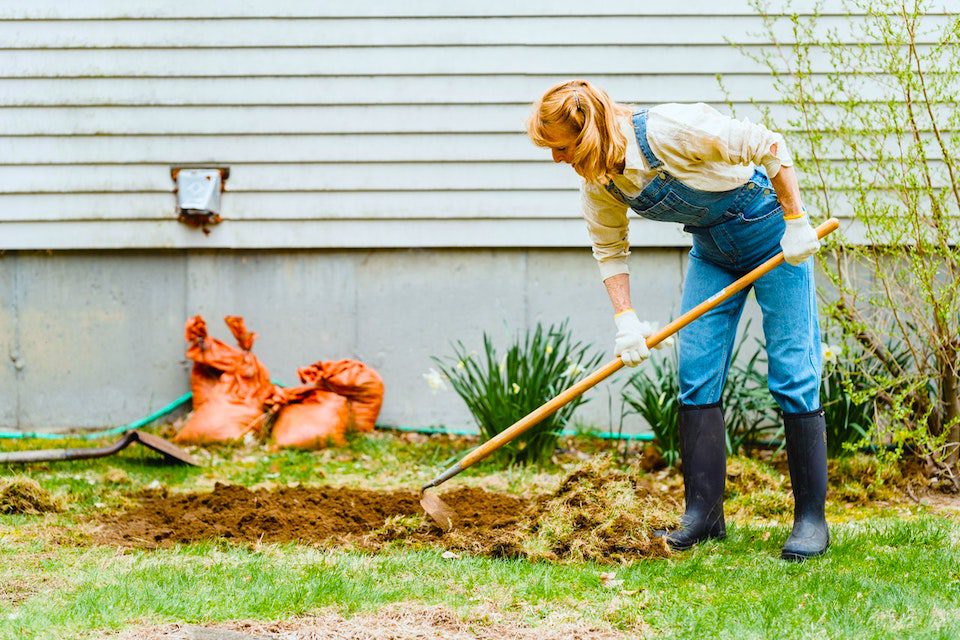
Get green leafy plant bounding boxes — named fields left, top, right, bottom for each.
left=820, top=341, right=873, bottom=457
left=622, top=350, right=682, bottom=466
left=820, top=329, right=928, bottom=457
left=432, top=320, right=603, bottom=466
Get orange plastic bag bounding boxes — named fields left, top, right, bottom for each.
left=267, top=385, right=350, bottom=449
left=174, top=315, right=274, bottom=444
left=183, top=316, right=221, bottom=409
left=298, top=359, right=385, bottom=433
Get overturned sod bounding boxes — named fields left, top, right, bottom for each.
left=94, top=456, right=683, bottom=563
left=0, top=476, right=63, bottom=515
left=90, top=451, right=929, bottom=563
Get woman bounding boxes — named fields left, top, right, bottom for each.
left=527, top=79, right=828, bottom=561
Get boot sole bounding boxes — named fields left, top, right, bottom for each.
left=665, top=531, right=726, bottom=552
left=781, top=546, right=828, bottom=562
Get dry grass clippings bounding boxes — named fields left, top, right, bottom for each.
left=108, top=603, right=636, bottom=640
left=505, top=455, right=679, bottom=563
left=829, top=454, right=909, bottom=504
left=0, top=476, right=63, bottom=515
left=725, top=456, right=791, bottom=519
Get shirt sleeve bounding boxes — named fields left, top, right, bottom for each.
left=580, top=181, right=631, bottom=281
left=656, top=102, right=794, bottom=178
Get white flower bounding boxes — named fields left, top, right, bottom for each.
left=562, top=363, right=583, bottom=377
left=511, top=382, right=521, bottom=394
left=499, top=355, right=507, bottom=373
left=821, top=343, right=839, bottom=364
left=456, top=360, right=466, bottom=370
left=423, top=368, right=448, bottom=393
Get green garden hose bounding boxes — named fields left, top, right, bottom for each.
left=0, top=392, right=193, bottom=441
left=0, top=390, right=655, bottom=442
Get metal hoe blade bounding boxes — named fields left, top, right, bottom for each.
left=420, top=489, right=457, bottom=532
left=419, top=462, right=465, bottom=530
left=130, top=430, right=199, bottom=466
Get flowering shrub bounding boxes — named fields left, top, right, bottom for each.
left=819, top=341, right=873, bottom=456
left=729, top=0, right=960, bottom=487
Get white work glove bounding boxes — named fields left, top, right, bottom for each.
left=780, top=213, right=821, bottom=266
left=614, top=310, right=653, bottom=367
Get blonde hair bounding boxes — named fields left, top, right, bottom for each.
left=527, top=79, right=633, bottom=183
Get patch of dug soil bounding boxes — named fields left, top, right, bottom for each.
left=110, top=603, right=635, bottom=639
left=94, top=483, right=526, bottom=550
left=0, top=476, right=62, bottom=514
left=96, top=456, right=682, bottom=563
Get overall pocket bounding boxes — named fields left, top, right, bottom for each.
left=635, top=191, right=712, bottom=225
left=738, top=189, right=783, bottom=223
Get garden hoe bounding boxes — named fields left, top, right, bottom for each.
left=420, top=218, right=841, bottom=531
left=0, top=430, right=199, bottom=466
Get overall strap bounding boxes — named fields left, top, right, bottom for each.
left=632, top=109, right=663, bottom=170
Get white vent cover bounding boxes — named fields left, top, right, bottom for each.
left=176, top=168, right=222, bottom=217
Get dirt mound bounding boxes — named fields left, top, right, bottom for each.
left=95, top=457, right=682, bottom=563
left=366, top=457, right=680, bottom=562
left=0, top=476, right=62, bottom=515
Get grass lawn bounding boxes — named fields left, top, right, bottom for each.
left=1, top=429, right=958, bottom=639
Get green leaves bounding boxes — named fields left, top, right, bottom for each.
left=821, top=342, right=875, bottom=457
left=735, top=0, right=960, bottom=485
left=432, top=320, right=603, bottom=466
left=622, top=351, right=681, bottom=467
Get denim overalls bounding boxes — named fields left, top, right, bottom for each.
left=605, top=110, right=822, bottom=413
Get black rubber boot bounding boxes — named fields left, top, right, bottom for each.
left=782, top=408, right=830, bottom=561
left=654, top=402, right=726, bottom=550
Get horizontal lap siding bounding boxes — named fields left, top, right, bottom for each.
left=0, top=1, right=897, bottom=19
left=2, top=1, right=951, bottom=249
left=8, top=16, right=951, bottom=48
left=0, top=75, right=914, bottom=106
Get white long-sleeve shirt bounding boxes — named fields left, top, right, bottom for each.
left=581, top=102, right=794, bottom=280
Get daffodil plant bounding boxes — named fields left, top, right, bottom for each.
left=431, top=320, right=603, bottom=465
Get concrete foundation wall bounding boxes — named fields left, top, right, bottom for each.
left=0, top=247, right=765, bottom=433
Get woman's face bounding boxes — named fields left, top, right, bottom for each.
left=550, top=142, right=575, bottom=165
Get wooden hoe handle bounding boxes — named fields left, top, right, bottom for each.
left=425, top=217, right=840, bottom=487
